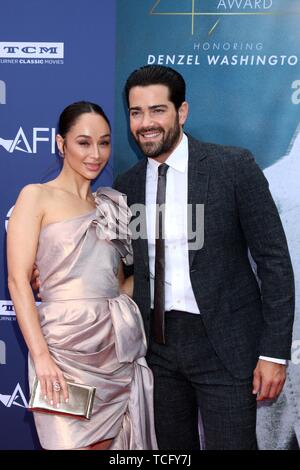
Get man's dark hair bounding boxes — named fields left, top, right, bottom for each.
left=124, top=65, right=186, bottom=110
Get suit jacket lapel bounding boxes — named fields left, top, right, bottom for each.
left=187, top=135, right=210, bottom=267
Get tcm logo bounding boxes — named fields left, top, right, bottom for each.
left=0, top=79, right=6, bottom=104
left=0, top=340, right=6, bottom=365
left=0, top=301, right=15, bottom=317
left=0, top=127, right=56, bottom=154
left=0, top=42, right=64, bottom=59
left=0, top=383, right=28, bottom=409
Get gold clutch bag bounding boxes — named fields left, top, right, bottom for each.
left=28, top=376, right=96, bottom=420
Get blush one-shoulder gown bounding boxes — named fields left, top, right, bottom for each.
left=28, top=187, right=158, bottom=450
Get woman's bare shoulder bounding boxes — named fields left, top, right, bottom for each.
left=15, top=183, right=52, bottom=213
left=20, top=182, right=62, bottom=199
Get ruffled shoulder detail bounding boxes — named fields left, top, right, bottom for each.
left=92, top=187, right=133, bottom=265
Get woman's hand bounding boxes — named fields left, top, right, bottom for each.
left=121, top=275, right=134, bottom=297
left=118, top=262, right=134, bottom=297
left=33, top=352, right=69, bottom=406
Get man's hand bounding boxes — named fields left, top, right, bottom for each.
left=31, top=263, right=41, bottom=298
left=252, top=359, right=286, bottom=401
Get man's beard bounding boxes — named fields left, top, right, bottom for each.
left=133, top=116, right=181, bottom=159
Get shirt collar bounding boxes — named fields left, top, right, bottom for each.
left=147, top=133, right=188, bottom=176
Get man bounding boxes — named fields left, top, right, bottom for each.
left=113, top=65, right=295, bottom=450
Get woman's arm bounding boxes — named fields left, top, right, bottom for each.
left=118, top=261, right=134, bottom=297
left=7, top=185, right=68, bottom=405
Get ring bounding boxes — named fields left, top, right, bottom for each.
left=53, top=381, right=61, bottom=392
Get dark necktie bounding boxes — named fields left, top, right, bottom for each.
left=153, top=163, right=169, bottom=344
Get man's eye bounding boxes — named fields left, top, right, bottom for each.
left=154, top=109, right=164, bottom=113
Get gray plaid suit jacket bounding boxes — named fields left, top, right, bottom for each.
left=114, top=134, right=295, bottom=379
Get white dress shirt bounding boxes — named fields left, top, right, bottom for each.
left=146, top=134, right=199, bottom=314
left=145, top=133, right=286, bottom=365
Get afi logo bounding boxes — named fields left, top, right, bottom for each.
left=0, top=79, right=6, bottom=104
left=0, top=383, right=28, bottom=408
left=0, top=127, right=56, bottom=154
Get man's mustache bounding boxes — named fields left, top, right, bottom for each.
left=137, top=127, right=164, bottom=136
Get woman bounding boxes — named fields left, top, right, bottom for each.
left=7, top=101, right=157, bottom=450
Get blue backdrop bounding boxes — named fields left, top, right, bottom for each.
left=114, top=0, right=300, bottom=450
left=0, top=0, right=116, bottom=450
left=115, top=0, right=300, bottom=172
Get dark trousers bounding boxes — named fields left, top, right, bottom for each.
left=146, top=310, right=257, bottom=450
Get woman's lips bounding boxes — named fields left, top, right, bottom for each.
left=84, top=163, right=101, bottom=172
